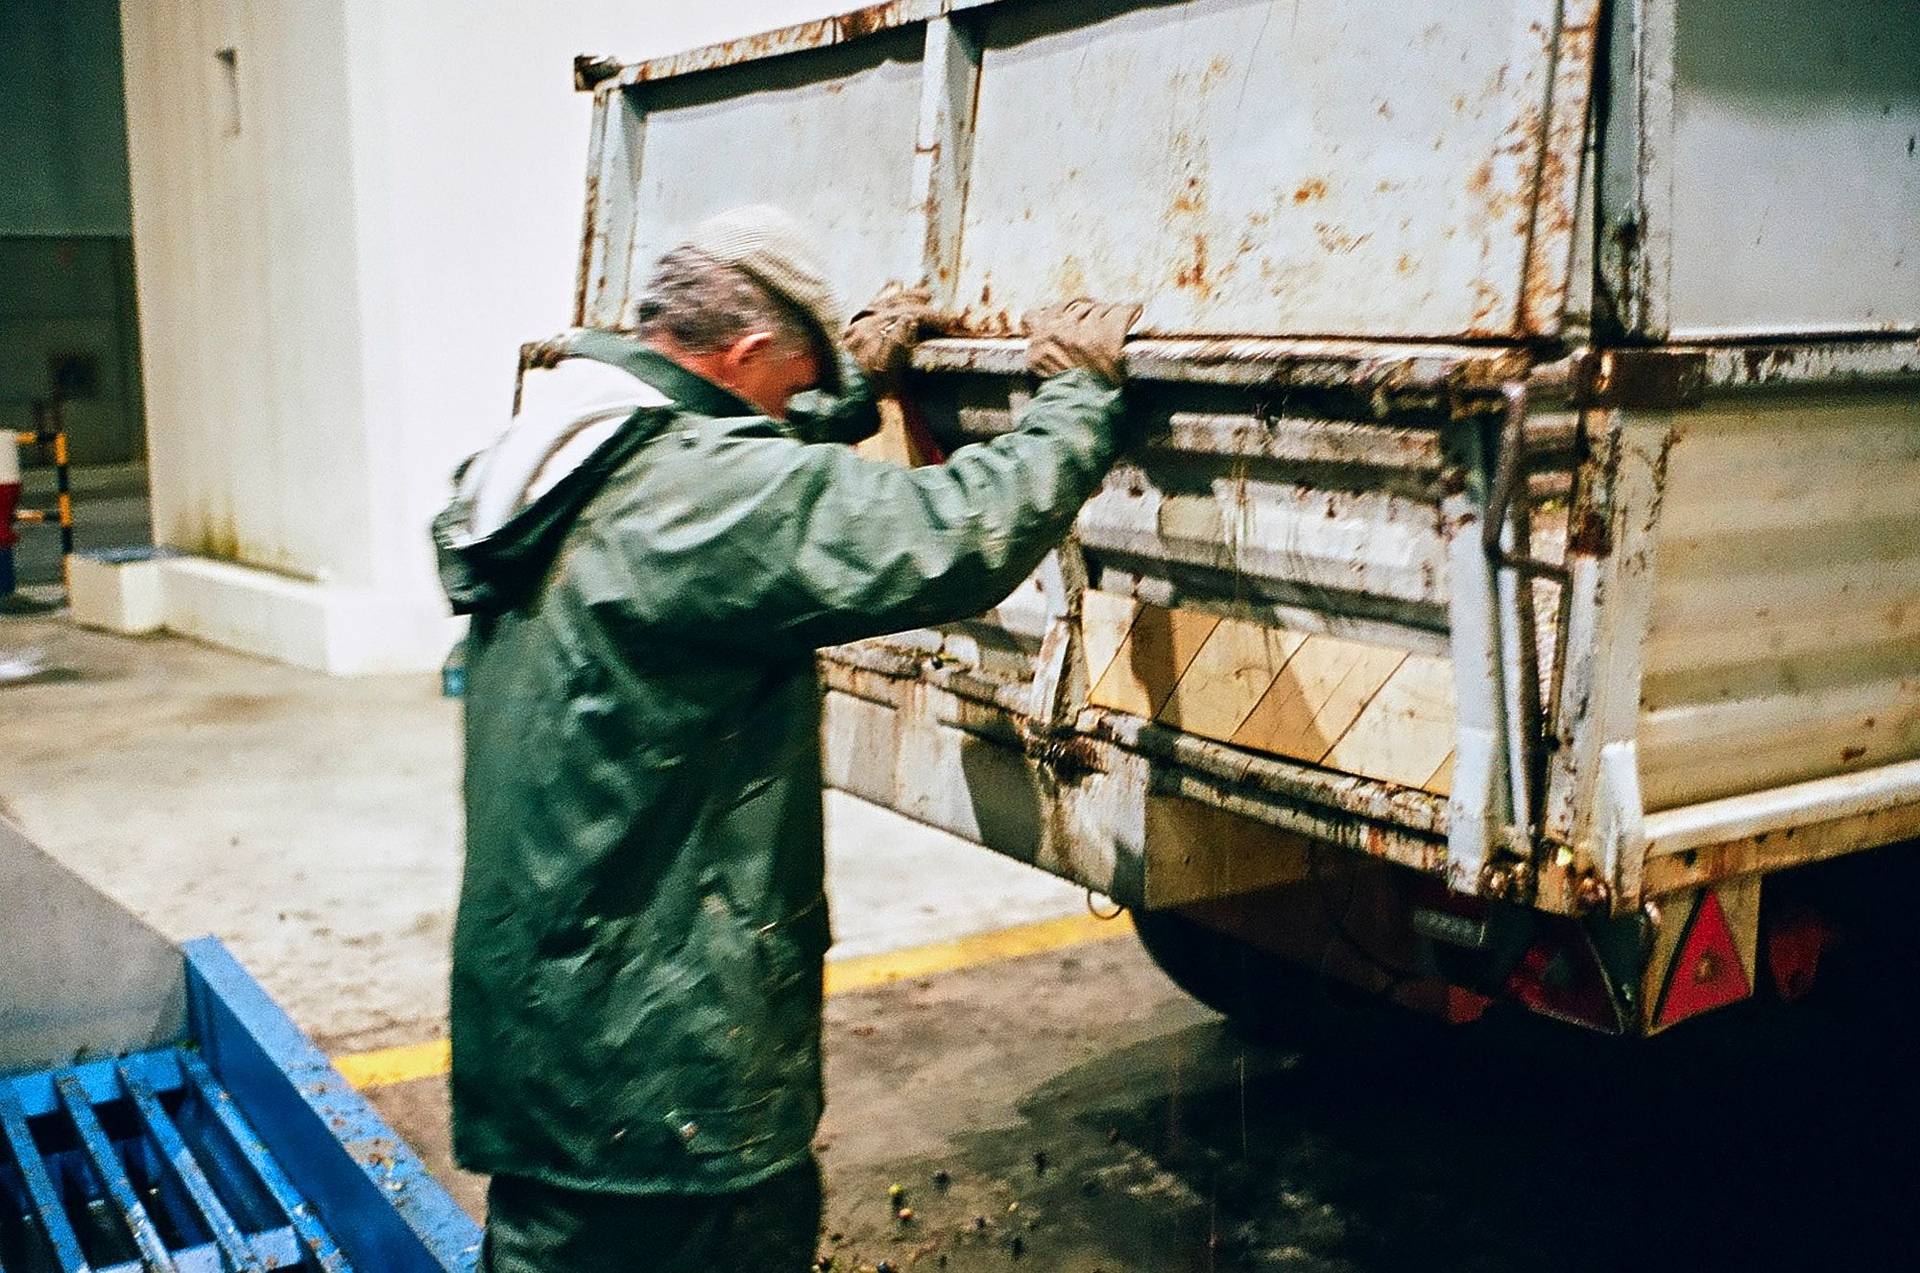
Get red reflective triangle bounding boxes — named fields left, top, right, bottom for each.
left=1657, top=890, right=1753, bottom=1028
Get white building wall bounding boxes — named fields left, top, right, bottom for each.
left=119, top=0, right=845, bottom=671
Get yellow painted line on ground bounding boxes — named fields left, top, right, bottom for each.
left=332, top=910, right=1134, bottom=1091
left=824, top=909, right=1133, bottom=997
left=334, top=1037, right=452, bottom=1092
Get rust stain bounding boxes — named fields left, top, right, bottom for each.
left=1313, top=222, right=1371, bottom=255
left=1464, top=278, right=1506, bottom=337
left=1465, top=158, right=1495, bottom=201
left=1291, top=178, right=1328, bottom=204
left=630, top=1, right=911, bottom=82
left=1396, top=254, right=1415, bottom=275
left=635, top=19, right=832, bottom=80
left=959, top=272, right=1014, bottom=337
left=1567, top=508, right=1612, bottom=556
left=834, top=0, right=903, bottom=41
left=1053, top=255, right=1088, bottom=297
left=575, top=162, right=602, bottom=323
left=1172, top=175, right=1206, bottom=216
left=1735, top=345, right=1799, bottom=385
left=1173, top=233, right=1212, bottom=296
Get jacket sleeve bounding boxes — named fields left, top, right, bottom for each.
left=783, top=353, right=882, bottom=445
left=576, top=369, right=1123, bottom=657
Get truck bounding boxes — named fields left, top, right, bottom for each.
left=556, top=0, right=1920, bottom=1038
left=0, top=816, right=479, bottom=1270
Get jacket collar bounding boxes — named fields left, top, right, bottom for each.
left=565, top=330, right=759, bottom=420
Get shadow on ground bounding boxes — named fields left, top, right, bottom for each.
left=367, top=929, right=1918, bottom=1273
left=816, top=950, right=1918, bottom=1272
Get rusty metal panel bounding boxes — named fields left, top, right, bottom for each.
left=583, top=0, right=1597, bottom=343
left=602, top=27, right=928, bottom=326
left=1601, top=0, right=1920, bottom=340
left=1636, top=386, right=1920, bottom=811
left=951, top=0, right=1597, bottom=339
left=1666, top=0, right=1920, bottom=338
left=817, top=652, right=1446, bottom=906
left=1076, top=459, right=1452, bottom=635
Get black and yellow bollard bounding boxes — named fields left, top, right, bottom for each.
left=8, top=399, right=76, bottom=592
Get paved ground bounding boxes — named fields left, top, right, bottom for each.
left=0, top=617, right=1088, bottom=1050
left=6, top=618, right=1918, bottom=1271
left=368, top=929, right=1920, bottom=1273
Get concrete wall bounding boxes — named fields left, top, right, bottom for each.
left=118, top=0, right=845, bottom=671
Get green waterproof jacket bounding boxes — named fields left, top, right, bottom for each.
left=433, top=329, right=1124, bottom=1196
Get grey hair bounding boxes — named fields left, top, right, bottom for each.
left=628, top=246, right=813, bottom=355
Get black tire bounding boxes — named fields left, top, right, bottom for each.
left=1133, top=907, right=1396, bottom=1047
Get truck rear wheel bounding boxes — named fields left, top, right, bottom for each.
left=1133, top=907, right=1383, bottom=1045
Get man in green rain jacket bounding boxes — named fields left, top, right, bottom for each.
left=433, top=205, right=1138, bottom=1271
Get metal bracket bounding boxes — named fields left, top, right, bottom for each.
left=1444, top=380, right=1560, bottom=900
left=1025, top=539, right=1091, bottom=742
left=573, top=53, right=623, bottom=92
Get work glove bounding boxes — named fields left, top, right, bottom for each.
left=1023, top=299, right=1143, bottom=385
left=844, top=284, right=938, bottom=386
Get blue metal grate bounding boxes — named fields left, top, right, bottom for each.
left=0, top=1050, right=347, bottom=1272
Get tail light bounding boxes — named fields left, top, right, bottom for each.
left=1504, top=919, right=1625, bottom=1033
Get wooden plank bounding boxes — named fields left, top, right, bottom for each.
left=1640, top=671, right=1920, bottom=810
left=1156, top=618, right=1307, bottom=740
left=1079, top=593, right=1466, bottom=795
left=1080, top=589, right=1140, bottom=692
left=856, top=397, right=938, bottom=466
left=1229, top=635, right=1407, bottom=763
left=1323, top=653, right=1458, bottom=791
left=1141, top=796, right=1311, bottom=908
left=1087, top=605, right=1221, bottom=720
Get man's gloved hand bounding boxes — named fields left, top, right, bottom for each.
left=845, top=284, right=938, bottom=386
left=1023, top=300, right=1143, bottom=385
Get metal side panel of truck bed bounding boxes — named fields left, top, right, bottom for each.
left=559, top=0, right=1920, bottom=1032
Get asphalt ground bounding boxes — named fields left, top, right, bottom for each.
left=8, top=609, right=1916, bottom=1271
left=353, top=921, right=1920, bottom=1273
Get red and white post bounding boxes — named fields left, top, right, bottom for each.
left=0, top=430, right=20, bottom=597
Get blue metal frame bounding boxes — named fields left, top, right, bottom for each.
left=0, top=1080, right=89, bottom=1272
left=0, top=940, right=477, bottom=1272
left=181, top=939, right=479, bottom=1272
left=3, top=1053, right=305, bottom=1272
left=117, top=1062, right=263, bottom=1272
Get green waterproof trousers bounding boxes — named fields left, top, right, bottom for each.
left=481, top=1158, right=823, bottom=1272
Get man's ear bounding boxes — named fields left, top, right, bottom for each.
left=723, top=330, right=777, bottom=373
